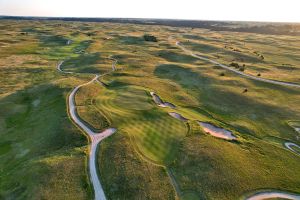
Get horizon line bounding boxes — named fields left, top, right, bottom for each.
left=1, top=15, right=300, bottom=24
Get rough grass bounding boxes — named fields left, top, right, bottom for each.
left=171, top=135, right=300, bottom=200
left=1, top=19, right=300, bottom=200
left=99, top=131, right=175, bottom=199
left=0, top=83, right=90, bottom=199
left=0, top=20, right=92, bottom=199
left=179, top=29, right=300, bottom=83
left=75, top=82, right=110, bottom=132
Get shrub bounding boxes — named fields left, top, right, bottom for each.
left=143, top=34, right=157, bottom=42
left=229, top=62, right=239, bottom=68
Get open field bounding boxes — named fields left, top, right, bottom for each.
left=1, top=19, right=300, bottom=199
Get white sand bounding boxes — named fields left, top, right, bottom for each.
left=150, top=92, right=176, bottom=108
left=168, top=112, right=188, bottom=122
left=284, top=142, right=300, bottom=155
left=66, top=40, right=72, bottom=45
left=245, top=191, right=300, bottom=200
left=198, top=122, right=236, bottom=140
left=32, top=99, right=40, bottom=107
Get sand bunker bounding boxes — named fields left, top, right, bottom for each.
left=198, top=122, right=237, bottom=140
left=245, top=191, right=300, bottom=200
left=66, top=40, right=72, bottom=45
left=32, top=99, right=40, bottom=107
left=168, top=112, right=188, bottom=122
left=150, top=92, right=176, bottom=108
left=284, top=142, right=300, bottom=155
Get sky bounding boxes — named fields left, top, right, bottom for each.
left=0, top=0, right=300, bottom=22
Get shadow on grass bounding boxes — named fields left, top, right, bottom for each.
left=154, top=64, right=300, bottom=139
left=0, top=83, right=87, bottom=198
left=157, top=50, right=199, bottom=64
left=118, top=35, right=145, bottom=45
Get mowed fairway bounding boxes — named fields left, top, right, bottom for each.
left=1, top=19, right=300, bottom=200
left=87, top=84, right=188, bottom=164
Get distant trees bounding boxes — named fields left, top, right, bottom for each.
left=143, top=34, right=157, bottom=42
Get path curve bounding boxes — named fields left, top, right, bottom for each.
left=244, top=191, right=300, bottom=200
left=175, top=41, right=300, bottom=88
left=284, top=142, right=300, bottom=155
left=58, top=56, right=117, bottom=200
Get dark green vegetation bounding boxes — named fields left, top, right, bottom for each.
left=143, top=34, right=158, bottom=42
left=1, top=19, right=300, bottom=200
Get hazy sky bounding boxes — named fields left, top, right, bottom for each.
left=0, top=0, right=299, bottom=22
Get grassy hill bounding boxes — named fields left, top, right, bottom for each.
left=0, top=19, right=300, bottom=200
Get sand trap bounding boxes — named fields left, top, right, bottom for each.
left=168, top=112, right=188, bottom=122
left=150, top=92, right=176, bottom=108
left=245, top=191, right=300, bottom=200
left=66, top=40, right=72, bottom=45
left=284, top=142, right=300, bottom=155
left=164, top=102, right=176, bottom=108
left=198, top=122, right=237, bottom=140
left=32, top=99, right=40, bottom=107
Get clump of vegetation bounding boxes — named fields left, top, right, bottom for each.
left=239, top=64, right=246, bottom=71
left=229, top=62, right=239, bottom=68
left=260, top=55, right=265, bottom=60
left=229, top=62, right=246, bottom=71
left=253, top=51, right=265, bottom=60
left=143, top=34, right=158, bottom=42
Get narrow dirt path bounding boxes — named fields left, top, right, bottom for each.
left=175, top=41, right=300, bottom=88
left=58, top=56, right=117, bottom=200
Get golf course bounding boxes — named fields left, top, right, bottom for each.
left=0, top=18, right=300, bottom=200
